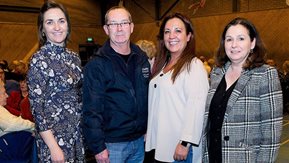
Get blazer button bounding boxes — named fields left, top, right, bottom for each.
left=224, top=136, right=229, bottom=141
left=154, top=84, right=157, bottom=88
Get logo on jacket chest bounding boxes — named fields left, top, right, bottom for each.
left=142, top=67, right=150, bottom=78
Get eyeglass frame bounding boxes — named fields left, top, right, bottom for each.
left=106, top=21, right=132, bottom=29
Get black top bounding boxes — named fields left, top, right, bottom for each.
left=208, top=75, right=238, bottom=163
left=118, top=53, right=131, bottom=63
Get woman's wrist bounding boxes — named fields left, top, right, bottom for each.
left=179, top=140, right=191, bottom=148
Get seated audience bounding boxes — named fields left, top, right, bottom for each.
left=266, top=59, right=277, bottom=67
left=0, top=65, right=19, bottom=95
left=6, top=74, right=34, bottom=121
left=136, top=39, right=157, bottom=68
left=0, top=60, right=9, bottom=72
left=281, top=60, right=289, bottom=114
left=200, top=55, right=212, bottom=75
left=10, top=60, right=28, bottom=75
left=0, top=79, right=35, bottom=161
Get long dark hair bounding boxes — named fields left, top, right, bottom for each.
left=152, top=13, right=196, bottom=83
left=37, top=0, right=71, bottom=47
left=215, top=17, right=265, bottom=69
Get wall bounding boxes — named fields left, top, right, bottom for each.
left=0, top=0, right=102, bottom=63
left=132, top=8, right=289, bottom=69
left=0, top=0, right=289, bottom=69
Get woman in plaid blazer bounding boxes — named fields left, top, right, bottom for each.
left=202, top=17, right=283, bottom=163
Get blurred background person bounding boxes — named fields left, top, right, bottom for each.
left=281, top=60, right=289, bottom=114
left=265, top=58, right=277, bottom=67
left=136, top=39, right=157, bottom=68
left=0, top=59, right=23, bottom=81
left=145, top=13, right=209, bottom=163
left=0, top=65, right=19, bottom=96
left=0, top=79, right=35, bottom=162
left=0, top=60, right=9, bottom=72
left=9, top=60, right=28, bottom=76
left=27, top=1, right=84, bottom=162
left=5, top=74, right=34, bottom=122
left=207, top=58, right=215, bottom=68
left=199, top=55, right=212, bottom=76
left=202, top=17, right=283, bottom=163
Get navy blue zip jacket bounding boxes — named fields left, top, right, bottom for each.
left=82, top=40, right=150, bottom=155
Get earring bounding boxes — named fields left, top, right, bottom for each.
left=250, top=49, right=253, bottom=54
left=42, top=32, right=45, bottom=37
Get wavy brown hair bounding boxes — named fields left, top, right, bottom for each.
left=215, top=17, right=266, bottom=69
left=151, top=13, right=196, bottom=83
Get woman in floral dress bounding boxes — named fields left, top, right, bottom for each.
left=27, top=1, right=84, bottom=162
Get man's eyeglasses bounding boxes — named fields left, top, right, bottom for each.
left=106, top=22, right=131, bottom=29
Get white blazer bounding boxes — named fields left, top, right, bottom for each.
left=145, top=57, right=209, bottom=162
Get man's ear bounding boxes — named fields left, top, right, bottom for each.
left=130, top=22, right=134, bottom=34
left=103, top=25, right=109, bottom=35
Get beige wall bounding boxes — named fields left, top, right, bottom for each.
left=132, top=8, right=289, bottom=69
left=0, top=0, right=288, bottom=69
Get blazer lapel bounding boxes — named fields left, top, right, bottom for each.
left=224, top=69, right=251, bottom=118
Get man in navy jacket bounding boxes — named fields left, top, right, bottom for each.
left=82, top=6, right=150, bottom=163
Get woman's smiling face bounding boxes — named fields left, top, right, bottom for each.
left=224, top=24, right=256, bottom=65
left=43, top=8, right=68, bottom=46
left=163, top=18, right=191, bottom=58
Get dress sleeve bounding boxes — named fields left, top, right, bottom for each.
left=181, top=58, right=209, bottom=145
left=258, top=67, right=283, bottom=162
left=27, top=53, right=50, bottom=131
left=82, top=59, right=108, bottom=155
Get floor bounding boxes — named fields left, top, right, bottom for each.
left=86, top=113, right=289, bottom=162
left=276, top=112, right=289, bottom=163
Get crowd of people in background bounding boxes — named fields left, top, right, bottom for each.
left=0, top=0, right=288, bottom=163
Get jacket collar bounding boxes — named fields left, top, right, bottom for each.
left=213, top=62, right=252, bottom=118
left=97, top=40, right=148, bottom=64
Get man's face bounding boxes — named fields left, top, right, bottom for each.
left=103, top=8, right=134, bottom=46
left=0, top=69, right=4, bottom=81
left=0, top=84, right=8, bottom=106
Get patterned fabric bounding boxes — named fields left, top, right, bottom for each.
left=28, top=42, right=84, bottom=162
left=202, top=62, right=283, bottom=163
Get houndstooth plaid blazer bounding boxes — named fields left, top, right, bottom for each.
left=202, top=62, right=283, bottom=163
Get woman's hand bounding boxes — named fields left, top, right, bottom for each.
left=39, top=130, right=65, bottom=163
left=50, top=145, right=65, bottom=163
left=173, top=143, right=189, bottom=161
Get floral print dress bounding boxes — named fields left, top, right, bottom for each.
left=28, top=42, right=85, bottom=162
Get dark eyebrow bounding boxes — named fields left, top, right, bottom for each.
left=44, top=17, right=66, bottom=22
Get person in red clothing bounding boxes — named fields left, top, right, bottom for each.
left=5, top=74, right=34, bottom=122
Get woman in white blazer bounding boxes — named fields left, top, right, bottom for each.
left=145, top=13, right=209, bottom=163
